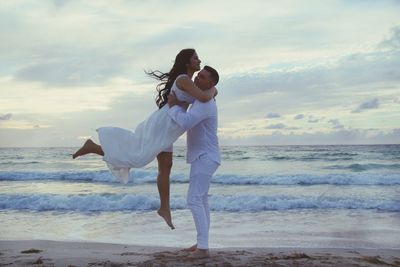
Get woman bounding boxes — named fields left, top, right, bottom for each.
left=72, top=49, right=215, bottom=229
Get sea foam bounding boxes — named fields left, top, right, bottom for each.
left=0, top=193, right=399, bottom=212
left=0, top=170, right=399, bottom=185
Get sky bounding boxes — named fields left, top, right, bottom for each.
left=0, top=0, right=399, bottom=147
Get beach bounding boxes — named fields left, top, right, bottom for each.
left=1, top=240, right=399, bottom=266
left=1, top=145, right=399, bottom=266
left=2, top=0, right=400, bottom=264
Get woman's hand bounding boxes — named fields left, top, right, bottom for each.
left=203, top=86, right=216, bottom=100
left=213, top=87, right=218, bottom=97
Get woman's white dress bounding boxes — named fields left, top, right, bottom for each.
left=96, top=74, right=195, bottom=184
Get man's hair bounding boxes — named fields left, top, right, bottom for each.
left=204, top=65, right=219, bottom=85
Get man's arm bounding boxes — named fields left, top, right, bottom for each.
left=167, top=91, right=189, bottom=110
left=168, top=92, right=212, bottom=130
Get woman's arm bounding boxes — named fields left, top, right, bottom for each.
left=176, top=76, right=215, bottom=102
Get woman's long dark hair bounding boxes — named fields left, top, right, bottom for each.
left=146, top=48, right=195, bottom=108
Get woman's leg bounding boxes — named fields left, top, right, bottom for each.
left=156, top=152, right=175, bottom=229
left=72, top=139, right=104, bottom=159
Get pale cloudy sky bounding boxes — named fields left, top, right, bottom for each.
left=0, top=0, right=399, bottom=147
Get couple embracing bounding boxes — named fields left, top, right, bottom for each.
left=73, top=49, right=220, bottom=258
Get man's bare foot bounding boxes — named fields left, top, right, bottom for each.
left=72, top=139, right=95, bottom=159
left=181, top=244, right=197, bottom=252
left=157, top=208, right=175, bottom=230
left=188, top=249, right=210, bottom=259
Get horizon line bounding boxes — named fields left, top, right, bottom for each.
left=0, top=143, right=399, bottom=149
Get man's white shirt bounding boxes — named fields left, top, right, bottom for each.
left=168, top=99, right=221, bottom=165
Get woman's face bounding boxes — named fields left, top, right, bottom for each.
left=187, top=52, right=201, bottom=72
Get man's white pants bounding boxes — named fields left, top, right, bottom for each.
left=187, top=154, right=219, bottom=250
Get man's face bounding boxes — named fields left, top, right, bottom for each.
left=194, top=69, right=214, bottom=90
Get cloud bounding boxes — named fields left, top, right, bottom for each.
left=266, top=123, right=286, bottom=129
left=308, top=115, right=320, bottom=123
left=328, top=119, right=344, bottom=129
left=220, top=23, right=400, bottom=102
left=0, top=113, right=12, bottom=120
left=0, top=76, right=149, bottom=114
left=294, top=114, right=304, bottom=120
left=265, top=123, right=299, bottom=130
left=379, top=26, right=400, bottom=50
left=220, top=128, right=400, bottom=146
left=53, top=0, right=71, bottom=9
left=216, top=25, right=400, bottom=130
left=352, top=98, right=379, bottom=113
left=1, top=2, right=399, bottom=146
left=266, top=112, right=281, bottom=118
left=14, top=48, right=130, bottom=87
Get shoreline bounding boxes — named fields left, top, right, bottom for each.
left=1, top=240, right=399, bottom=266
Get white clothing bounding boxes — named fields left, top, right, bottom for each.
left=96, top=74, right=195, bottom=184
left=162, top=144, right=173, bottom=153
left=168, top=98, right=220, bottom=249
left=187, top=154, right=219, bottom=249
left=168, top=99, right=220, bottom=164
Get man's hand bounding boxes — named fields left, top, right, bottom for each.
left=168, top=91, right=180, bottom=107
left=168, top=91, right=189, bottom=110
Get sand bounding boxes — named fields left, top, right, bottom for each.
left=0, top=240, right=399, bottom=267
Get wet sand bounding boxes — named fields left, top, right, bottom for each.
left=1, top=240, right=399, bottom=266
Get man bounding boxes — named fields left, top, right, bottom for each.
left=167, top=65, right=221, bottom=258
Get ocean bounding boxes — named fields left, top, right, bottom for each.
left=0, top=145, right=399, bottom=249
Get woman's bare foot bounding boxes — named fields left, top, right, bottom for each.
left=181, top=244, right=197, bottom=252
left=157, top=208, right=175, bottom=230
left=72, top=139, right=95, bottom=159
left=188, top=249, right=210, bottom=259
